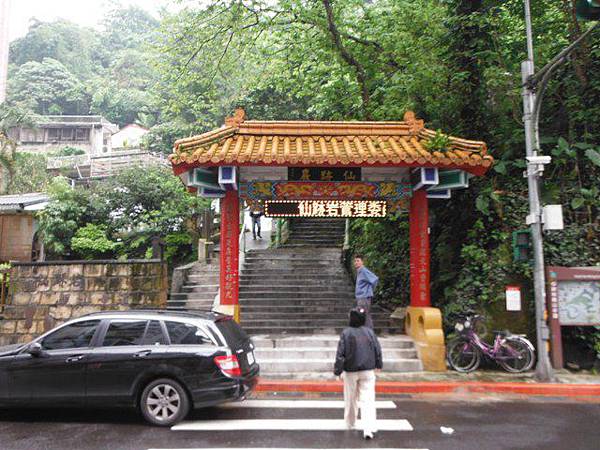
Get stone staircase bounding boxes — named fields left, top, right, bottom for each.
left=168, top=262, right=219, bottom=310
left=239, top=218, right=422, bottom=374
left=283, top=218, right=345, bottom=247
left=253, top=335, right=422, bottom=378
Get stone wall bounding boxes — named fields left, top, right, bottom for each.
left=0, top=260, right=168, bottom=345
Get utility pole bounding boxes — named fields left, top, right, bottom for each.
left=521, top=0, right=599, bottom=381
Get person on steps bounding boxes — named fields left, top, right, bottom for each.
left=334, top=307, right=383, bottom=440
left=249, top=206, right=263, bottom=240
left=353, top=255, right=378, bottom=329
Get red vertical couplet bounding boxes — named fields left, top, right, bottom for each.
left=219, top=189, right=240, bottom=317
left=409, top=189, right=431, bottom=307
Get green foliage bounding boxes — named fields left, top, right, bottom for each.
left=53, top=146, right=86, bottom=157
left=37, top=168, right=210, bottom=265
left=423, top=130, right=453, bottom=153
left=348, top=216, right=410, bottom=309
left=71, top=224, right=121, bottom=260
left=8, top=152, right=51, bottom=194
left=37, top=177, right=90, bottom=256
left=7, top=58, right=88, bottom=115
left=9, top=19, right=106, bottom=80
left=7, top=8, right=161, bottom=126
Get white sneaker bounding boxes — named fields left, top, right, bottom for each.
left=363, top=431, right=374, bottom=440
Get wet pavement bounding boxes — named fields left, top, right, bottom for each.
left=1, top=393, right=599, bottom=450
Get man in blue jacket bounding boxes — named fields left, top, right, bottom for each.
left=354, top=255, right=379, bottom=329
left=334, top=307, right=383, bottom=439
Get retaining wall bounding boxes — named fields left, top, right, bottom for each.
left=0, top=260, right=168, bottom=345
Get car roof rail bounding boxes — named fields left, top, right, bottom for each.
left=78, top=308, right=227, bottom=320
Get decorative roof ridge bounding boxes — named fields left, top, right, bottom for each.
left=174, top=126, right=237, bottom=150
left=419, top=128, right=489, bottom=155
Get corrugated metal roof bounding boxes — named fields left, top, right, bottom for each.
left=0, top=192, right=49, bottom=212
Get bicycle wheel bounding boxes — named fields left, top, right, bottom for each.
left=498, top=337, right=536, bottom=373
left=447, top=337, right=481, bottom=373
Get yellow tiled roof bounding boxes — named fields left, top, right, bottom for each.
left=170, top=110, right=493, bottom=175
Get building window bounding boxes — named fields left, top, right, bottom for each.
left=75, top=128, right=90, bottom=141
left=20, top=128, right=44, bottom=143
left=47, top=128, right=60, bottom=141
left=60, top=128, right=75, bottom=141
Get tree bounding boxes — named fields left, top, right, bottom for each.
left=37, top=168, right=210, bottom=263
left=7, top=58, right=88, bottom=115
left=9, top=19, right=107, bottom=80
left=0, top=104, right=37, bottom=194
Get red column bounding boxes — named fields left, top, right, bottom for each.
left=219, top=189, right=240, bottom=321
left=409, top=189, right=431, bottom=307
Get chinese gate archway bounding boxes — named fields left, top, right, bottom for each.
left=170, top=109, right=493, bottom=369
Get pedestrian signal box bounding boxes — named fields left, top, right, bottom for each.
left=512, top=230, right=531, bottom=262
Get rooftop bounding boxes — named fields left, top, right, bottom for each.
left=170, top=109, right=493, bottom=176
left=0, top=192, right=49, bottom=212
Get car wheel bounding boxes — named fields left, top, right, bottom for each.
left=140, top=378, right=190, bottom=426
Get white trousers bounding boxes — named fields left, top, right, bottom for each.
left=343, top=369, right=377, bottom=434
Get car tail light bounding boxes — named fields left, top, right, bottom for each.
left=214, top=354, right=241, bottom=377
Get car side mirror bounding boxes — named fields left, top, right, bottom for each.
left=27, top=342, right=47, bottom=358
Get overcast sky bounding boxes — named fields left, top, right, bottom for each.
left=7, top=0, right=172, bottom=41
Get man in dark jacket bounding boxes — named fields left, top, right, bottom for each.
left=334, top=307, right=383, bottom=439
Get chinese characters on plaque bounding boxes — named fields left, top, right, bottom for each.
left=265, top=200, right=387, bottom=218
left=288, top=167, right=361, bottom=182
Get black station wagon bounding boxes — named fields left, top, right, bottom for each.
left=0, top=310, right=259, bottom=426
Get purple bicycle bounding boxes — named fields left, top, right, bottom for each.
left=446, top=313, right=536, bottom=373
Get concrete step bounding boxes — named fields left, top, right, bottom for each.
left=241, top=312, right=394, bottom=321
left=254, top=347, right=417, bottom=359
left=280, top=244, right=344, bottom=248
left=256, top=358, right=422, bottom=373
left=244, top=327, right=402, bottom=335
left=251, top=335, right=415, bottom=348
left=187, top=275, right=220, bottom=281
left=241, top=319, right=398, bottom=329
left=239, top=299, right=356, bottom=307
left=240, top=285, right=354, bottom=293
left=240, top=274, right=349, bottom=280
left=239, top=296, right=355, bottom=303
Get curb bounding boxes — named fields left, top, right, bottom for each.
left=256, top=379, right=600, bottom=397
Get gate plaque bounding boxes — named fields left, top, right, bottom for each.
left=264, top=200, right=387, bottom=218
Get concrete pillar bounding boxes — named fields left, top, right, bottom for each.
left=409, top=189, right=431, bottom=307
left=219, top=189, right=240, bottom=322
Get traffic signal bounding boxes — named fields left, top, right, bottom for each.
left=577, top=0, right=600, bottom=20
left=512, top=230, right=531, bottom=263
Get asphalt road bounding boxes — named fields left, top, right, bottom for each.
left=1, top=395, right=599, bottom=450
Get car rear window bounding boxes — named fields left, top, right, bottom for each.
left=103, top=320, right=147, bottom=346
left=215, top=319, right=248, bottom=346
left=165, top=321, right=213, bottom=345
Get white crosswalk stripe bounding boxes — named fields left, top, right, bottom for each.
left=218, top=399, right=397, bottom=409
left=172, top=418, right=413, bottom=432
left=150, top=399, right=421, bottom=450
